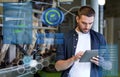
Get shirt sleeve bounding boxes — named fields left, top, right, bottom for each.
left=55, top=44, right=65, bottom=62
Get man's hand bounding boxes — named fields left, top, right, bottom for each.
left=90, top=56, right=112, bottom=70
left=90, top=56, right=99, bottom=65
left=73, top=51, right=84, bottom=61
left=55, top=51, right=84, bottom=71
left=90, top=56, right=105, bottom=66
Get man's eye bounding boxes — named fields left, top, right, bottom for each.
left=89, top=23, right=93, bottom=25
left=82, top=22, right=87, bottom=25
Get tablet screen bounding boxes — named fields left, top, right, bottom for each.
left=79, top=50, right=98, bottom=62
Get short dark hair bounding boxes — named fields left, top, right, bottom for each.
left=77, top=6, right=95, bottom=17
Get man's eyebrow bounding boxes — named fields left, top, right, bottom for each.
left=89, top=22, right=93, bottom=24
left=81, top=21, right=93, bottom=24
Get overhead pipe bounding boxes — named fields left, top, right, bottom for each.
left=91, top=0, right=99, bottom=32
left=81, top=0, right=86, bottom=6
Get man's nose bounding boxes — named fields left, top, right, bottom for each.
left=85, top=24, right=90, bottom=28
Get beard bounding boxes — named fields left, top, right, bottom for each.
left=77, top=26, right=90, bottom=34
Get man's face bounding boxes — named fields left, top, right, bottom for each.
left=76, top=15, right=94, bottom=33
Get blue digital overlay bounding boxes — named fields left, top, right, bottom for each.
left=3, top=2, right=32, bottom=44
left=98, top=44, right=118, bottom=77
left=41, top=8, right=64, bottom=26
left=23, top=56, right=32, bottom=66
left=36, top=33, right=64, bottom=45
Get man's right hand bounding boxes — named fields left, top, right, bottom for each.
left=73, top=51, right=84, bottom=61
left=55, top=51, right=84, bottom=71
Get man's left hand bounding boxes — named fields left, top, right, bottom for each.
left=90, top=56, right=99, bottom=65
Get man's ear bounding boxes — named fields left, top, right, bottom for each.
left=76, top=16, right=79, bottom=23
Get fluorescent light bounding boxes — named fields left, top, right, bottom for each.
left=59, top=0, right=73, bottom=2
left=98, top=0, right=105, bottom=5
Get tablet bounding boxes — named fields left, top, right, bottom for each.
left=79, top=50, right=98, bottom=62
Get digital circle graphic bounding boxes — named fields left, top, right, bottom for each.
left=41, top=8, right=64, bottom=26
left=42, top=59, right=50, bottom=67
left=29, top=60, right=38, bottom=67
left=17, top=65, right=25, bottom=74
left=30, top=67, right=38, bottom=74
left=36, top=63, right=44, bottom=70
left=22, top=56, right=32, bottom=65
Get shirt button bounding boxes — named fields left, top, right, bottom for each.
left=74, top=46, right=76, bottom=48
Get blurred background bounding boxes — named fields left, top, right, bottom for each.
left=0, top=0, right=120, bottom=77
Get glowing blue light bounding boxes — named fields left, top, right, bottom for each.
left=23, top=56, right=32, bottom=65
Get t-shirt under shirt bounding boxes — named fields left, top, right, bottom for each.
left=68, top=30, right=91, bottom=77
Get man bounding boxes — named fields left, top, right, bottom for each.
left=55, top=6, right=112, bottom=77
